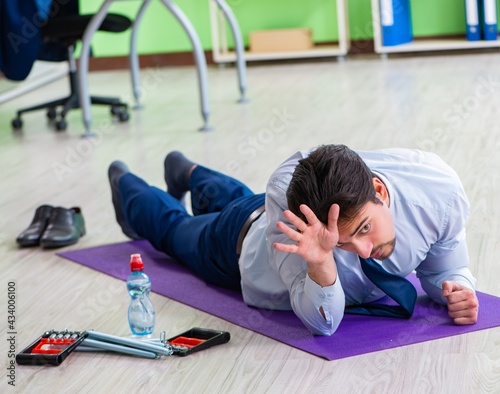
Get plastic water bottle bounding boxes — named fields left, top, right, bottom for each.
left=126, top=254, right=156, bottom=336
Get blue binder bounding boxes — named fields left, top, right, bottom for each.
left=481, top=0, right=498, bottom=40
left=380, top=0, right=413, bottom=46
left=465, top=0, right=481, bottom=40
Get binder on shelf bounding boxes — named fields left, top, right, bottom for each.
left=379, top=0, right=413, bottom=46
left=465, top=0, right=480, bottom=41
left=481, top=0, right=498, bottom=40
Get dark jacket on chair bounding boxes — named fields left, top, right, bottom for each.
left=0, top=0, right=51, bottom=81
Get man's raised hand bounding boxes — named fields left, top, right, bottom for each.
left=274, top=204, right=340, bottom=265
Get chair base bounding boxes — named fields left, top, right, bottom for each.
left=11, top=69, right=129, bottom=132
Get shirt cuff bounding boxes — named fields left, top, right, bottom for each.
left=304, top=273, right=343, bottom=308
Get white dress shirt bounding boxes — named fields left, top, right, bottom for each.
left=239, top=148, right=476, bottom=335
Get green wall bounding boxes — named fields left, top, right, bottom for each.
left=80, top=0, right=481, bottom=57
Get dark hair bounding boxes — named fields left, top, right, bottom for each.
left=286, top=144, right=380, bottom=227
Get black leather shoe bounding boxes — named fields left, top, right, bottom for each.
left=16, top=205, right=54, bottom=247
left=40, top=207, right=86, bottom=248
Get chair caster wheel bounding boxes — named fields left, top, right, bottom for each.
left=118, top=110, right=129, bottom=122
left=47, top=108, right=57, bottom=120
left=12, top=117, right=23, bottom=130
left=111, top=105, right=122, bottom=116
left=55, top=119, right=67, bottom=131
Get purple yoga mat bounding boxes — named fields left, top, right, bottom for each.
left=59, top=240, right=500, bottom=360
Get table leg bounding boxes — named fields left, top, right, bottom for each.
left=214, top=0, right=248, bottom=103
left=78, top=0, right=114, bottom=137
left=160, top=0, right=213, bottom=131
left=130, top=0, right=152, bottom=109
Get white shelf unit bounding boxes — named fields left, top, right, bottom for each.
left=371, top=0, right=500, bottom=54
left=209, top=0, right=351, bottom=63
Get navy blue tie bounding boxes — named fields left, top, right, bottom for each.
left=345, top=257, right=417, bottom=318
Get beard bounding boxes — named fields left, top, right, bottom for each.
left=373, top=237, right=396, bottom=260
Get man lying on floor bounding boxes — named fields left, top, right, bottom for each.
left=108, top=144, right=478, bottom=336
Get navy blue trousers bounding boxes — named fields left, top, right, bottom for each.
left=119, top=165, right=265, bottom=289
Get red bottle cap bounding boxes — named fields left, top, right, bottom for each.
left=130, top=254, right=144, bottom=272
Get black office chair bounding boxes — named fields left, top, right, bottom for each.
left=11, top=2, right=132, bottom=131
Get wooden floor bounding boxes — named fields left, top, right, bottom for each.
left=2, top=52, right=500, bottom=393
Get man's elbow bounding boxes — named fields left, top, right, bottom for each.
left=305, top=318, right=341, bottom=336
